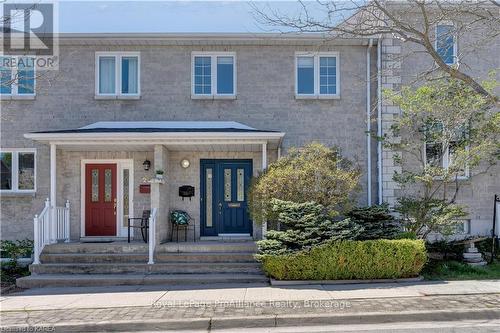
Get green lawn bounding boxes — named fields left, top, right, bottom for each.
left=422, top=260, right=500, bottom=280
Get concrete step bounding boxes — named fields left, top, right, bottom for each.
left=30, top=262, right=263, bottom=275
left=40, top=252, right=257, bottom=264
left=156, top=252, right=257, bottom=263
left=17, top=273, right=269, bottom=288
left=43, top=242, right=148, bottom=254
left=43, top=241, right=257, bottom=254
left=157, top=241, right=257, bottom=253
left=40, top=253, right=149, bottom=263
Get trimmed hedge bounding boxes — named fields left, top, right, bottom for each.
left=258, top=239, right=427, bottom=280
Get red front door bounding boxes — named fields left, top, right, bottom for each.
left=85, top=164, right=117, bottom=236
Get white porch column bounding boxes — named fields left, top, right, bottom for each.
left=261, top=142, right=268, bottom=239
left=50, top=143, right=57, bottom=243
left=151, top=145, right=170, bottom=243
left=261, top=142, right=267, bottom=171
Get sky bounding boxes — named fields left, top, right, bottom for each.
left=51, top=0, right=345, bottom=33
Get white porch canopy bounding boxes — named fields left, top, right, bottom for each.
left=24, top=121, right=284, bottom=151
left=25, top=120, right=285, bottom=201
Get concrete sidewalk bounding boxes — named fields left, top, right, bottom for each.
left=1, top=280, right=499, bottom=332
left=1, top=279, right=500, bottom=311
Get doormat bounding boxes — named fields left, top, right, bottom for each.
left=80, top=240, right=114, bottom=243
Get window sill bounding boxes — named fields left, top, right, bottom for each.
left=191, top=94, right=237, bottom=100
left=1, top=94, right=36, bottom=100
left=295, top=94, right=340, bottom=100
left=95, top=95, right=141, bottom=100
left=0, top=191, right=36, bottom=197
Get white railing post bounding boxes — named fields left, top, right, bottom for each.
left=50, top=143, right=57, bottom=244
left=64, top=200, right=70, bottom=242
left=44, top=198, right=51, bottom=245
left=148, top=208, right=157, bottom=265
left=33, top=198, right=50, bottom=265
left=50, top=205, right=56, bottom=244
left=33, top=214, right=40, bottom=265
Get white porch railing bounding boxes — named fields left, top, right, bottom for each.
left=148, top=208, right=158, bottom=264
left=33, top=198, right=70, bottom=265
left=55, top=200, right=70, bottom=242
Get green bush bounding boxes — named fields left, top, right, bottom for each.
left=0, top=239, right=33, bottom=259
left=256, top=199, right=363, bottom=255
left=259, top=239, right=427, bottom=280
left=394, top=231, right=417, bottom=240
left=249, top=142, right=361, bottom=224
left=347, top=204, right=401, bottom=240
left=425, top=240, right=465, bottom=259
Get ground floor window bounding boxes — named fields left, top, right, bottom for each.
left=0, top=149, right=36, bottom=192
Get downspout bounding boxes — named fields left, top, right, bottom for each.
left=377, top=37, right=383, bottom=204
left=366, top=38, right=373, bottom=206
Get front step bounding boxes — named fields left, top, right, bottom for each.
left=40, top=252, right=257, bottom=264
left=17, top=273, right=269, bottom=288
left=156, top=252, right=256, bottom=263
left=18, top=241, right=268, bottom=288
left=157, top=241, right=258, bottom=253
left=43, top=242, right=148, bottom=254
left=40, top=253, right=149, bottom=263
left=30, top=262, right=263, bottom=274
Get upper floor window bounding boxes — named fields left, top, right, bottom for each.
left=296, top=52, right=339, bottom=99
left=0, top=149, right=36, bottom=193
left=436, top=23, right=456, bottom=65
left=191, top=52, right=236, bottom=99
left=95, top=52, right=140, bottom=99
left=1, top=57, right=35, bottom=98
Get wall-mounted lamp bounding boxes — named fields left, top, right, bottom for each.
left=143, top=159, right=151, bottom=171
left=180, top=159, right=190, bottom=169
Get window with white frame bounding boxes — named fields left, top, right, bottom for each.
left=436, top=23, right=456, bottom=65
left=95, top=52, right=140, bottom=97
left=456, top=219, right=471, bottom=234
left=192, top=52, right=236, bottom=98
left=0, top=150, right=36, bottom=192
left=296, top=52, right=339, bottom=98
left=425, top=123, right=469, bottom=179
left=0, top=57, right=36, bottom=97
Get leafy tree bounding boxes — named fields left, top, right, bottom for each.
left=254, top=1, right=500, bottom=105
left=385, top=78, right=499, bottom=238
left=248, top=142, right=361, bottom=224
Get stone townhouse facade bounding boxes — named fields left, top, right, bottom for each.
left=1, top=34, right=378, bottom=243
left=0, top=27, right=498, bottom=243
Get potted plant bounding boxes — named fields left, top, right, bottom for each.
left=155, top=170, right=164, bottom=180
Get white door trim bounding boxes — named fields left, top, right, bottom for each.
left=80, top=159, right=134, bottom=238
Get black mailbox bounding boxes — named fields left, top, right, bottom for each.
left=179, top=185, right=195, bottom=200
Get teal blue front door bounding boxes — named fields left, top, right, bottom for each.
left=201, top=159, right=252, bottom=236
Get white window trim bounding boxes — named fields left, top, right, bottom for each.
left=295, top=51, right=340, bottom=99
left=459, top=219, right=471, bottom=234
left=423, top=142, right=470, bottom=180
left=435, top=21, right=457, bottom=66
left=0, top=57, right=36, bottom=100
left=95, top=52, right=141, bottom=99
left=191, top=52, right=237, bottom=99
left=0, top=148, right=37, bottom=194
